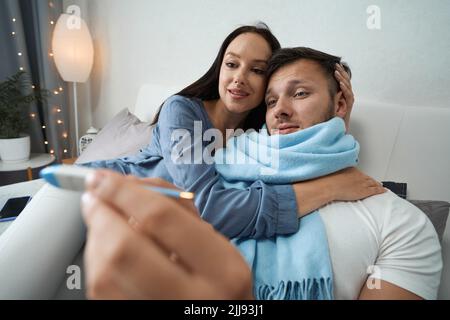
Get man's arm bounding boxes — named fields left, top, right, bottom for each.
left=359, top=279, right=423, bottom=300
left=357, top=194, right=442, bottom=300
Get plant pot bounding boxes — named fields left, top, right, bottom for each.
left=0, top=134, right=31, bottom=162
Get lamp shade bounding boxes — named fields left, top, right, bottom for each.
left=52, top=14, right=94, bottom=83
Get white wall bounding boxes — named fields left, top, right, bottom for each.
left=64, top=0, right=450, bottom=130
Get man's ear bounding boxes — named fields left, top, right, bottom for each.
left=334, top=91, right=347, bottom=118
left=333, top=91, right=350, bottom=132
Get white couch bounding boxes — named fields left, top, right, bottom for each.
left=349, top=101, right=450, bottom=299
left=0, top=84, right=449, bottom=299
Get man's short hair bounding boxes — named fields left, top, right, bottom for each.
left=267, top=47, right=352, bottom=99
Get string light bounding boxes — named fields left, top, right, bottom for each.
left=13, top=7, right=66, bottom=159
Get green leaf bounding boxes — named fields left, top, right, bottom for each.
left=0, top=71, right=49, bottom=138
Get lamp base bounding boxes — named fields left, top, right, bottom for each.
left=72, top=82, right=79, bottom=157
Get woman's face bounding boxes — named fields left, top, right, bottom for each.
left=218, top=32, right=272, bottom=115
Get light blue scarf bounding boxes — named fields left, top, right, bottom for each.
left=214, top=117, right=359, bottom=300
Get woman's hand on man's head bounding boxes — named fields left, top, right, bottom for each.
left=335, top=63, right=354, bottom=130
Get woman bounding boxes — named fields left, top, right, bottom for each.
left=84, top=23, right=384, bottom=239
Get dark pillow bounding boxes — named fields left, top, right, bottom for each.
left=382, top=181, right=407, bottom=199
left=409, top=200, right=449, bottom=243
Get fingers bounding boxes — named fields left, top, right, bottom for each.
left=342, top=167, right=385, bottom=195
left=334, top=64, right=354, bottom=131
left=375, top=186, right=387, bottom=194
left=364, top=176, right=383, bottom=188
left=83, top=170, right=245, bottom=290
left=362, top=174, right=383, bottom=188
left=81, top=192, right=135, bottom=299
left=90, top=170, right=200, bottom=218
left=81, top=192, right=195, bottom=299
left=335, top=63, right=352, bottom=86
left=135, top=177, right=199, bottom=215
left=85, top=170, right=198, bottom=219
left=139, top=207, right=250, bottom=295
left=84, top=170, right=180, bottom=223
left=335, top=64, right=354, bottom=105
left=336, top=75, right=354, bottom=108
left=338, top=78, right=352, bottom=98
left=358, top=187, right=386, bottom=201
left=364, top=177, right=386, bottom=196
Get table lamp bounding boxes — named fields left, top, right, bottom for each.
left=52, top=13, right=94, bottom=156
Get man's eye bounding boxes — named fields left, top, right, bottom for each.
left=294, top=91, right=308, bottom=98
left=266, top=99, right=276, bottom=107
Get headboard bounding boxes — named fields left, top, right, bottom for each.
left=349, top=101, right=450, bottom=202
left=133, top=85, right=450, bottom=299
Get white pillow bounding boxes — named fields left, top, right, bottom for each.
left=76, top=108, right=154, bottom=164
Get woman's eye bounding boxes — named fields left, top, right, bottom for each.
left=294, top=91, right=308, bottom=98
left=252, top=68, right=266, bottom=75
left=225, top=62, right=237, bottom=68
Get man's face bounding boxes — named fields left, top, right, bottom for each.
left=265, top=59, right=337, bottom=135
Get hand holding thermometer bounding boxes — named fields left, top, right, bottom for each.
left=40, top=165, right=195, bottom=200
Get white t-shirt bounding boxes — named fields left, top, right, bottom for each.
left=318, top=190, right=442, bottom=300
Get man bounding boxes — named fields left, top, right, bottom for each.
left=261, top=47, right=442, bottom=299
left=81, top=48, right=442, bottom=300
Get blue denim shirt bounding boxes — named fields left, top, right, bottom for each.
left=83, top=95, right=299, bottom=239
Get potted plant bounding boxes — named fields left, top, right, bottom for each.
left=0, top=71, right=48, bottom=162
